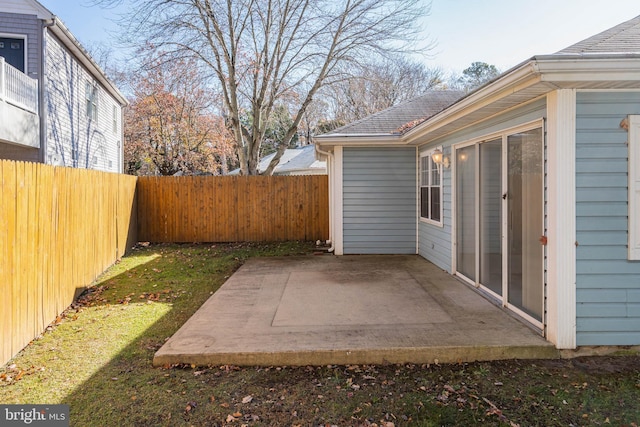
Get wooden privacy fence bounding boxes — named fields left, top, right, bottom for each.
left=137, top=175, right=329, bottom=242
left=0, top=160, right=137, bottom=366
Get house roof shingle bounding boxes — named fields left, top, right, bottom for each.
left=556, top=14, right=640, bottom=55
left=324, top=90, right=464, bottom=136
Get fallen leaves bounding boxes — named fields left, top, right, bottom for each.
left=118, top=289, right=177, bottom=304
left=482, top=397, right=512, bottom=424
left=184, top=401, right=197, bottom=414
left=225, top=412, right=260, bottom=424
left=0, top=364, right=45, bottom=385
left=74, top=285, right=109, bottom=308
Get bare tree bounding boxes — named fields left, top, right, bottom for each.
left=299, top=97, right=330, bottom=145
left=100, top=0, right=431, bottom=175
left=325, top=57, right=445, bottom=124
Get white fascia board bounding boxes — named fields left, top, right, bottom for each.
left=403, top=62, right=542, bottom=144
left=47, top=19, right=128, bottom=106
left=536, top=56, right=640, bottom=82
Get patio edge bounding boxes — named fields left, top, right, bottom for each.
left=153, top=345, right=560, bottom=367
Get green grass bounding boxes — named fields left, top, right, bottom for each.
left=1, top=242, right=639, bottom=426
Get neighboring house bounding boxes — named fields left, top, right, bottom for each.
left=315, top=16, right=640, bottom=350
left=229, top=144, right=327, bottom=175
left=0, top=0, right=127, bottom=172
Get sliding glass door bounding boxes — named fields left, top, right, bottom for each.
left=454, top=124, right=544, bottom=326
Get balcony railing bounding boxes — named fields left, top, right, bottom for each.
left=0, top=57, right=38, bottom=114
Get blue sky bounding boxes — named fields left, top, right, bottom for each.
left=39, top=0, right=640, bottom=73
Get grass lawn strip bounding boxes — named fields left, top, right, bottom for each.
left=0, top=242, right=638, bottom=426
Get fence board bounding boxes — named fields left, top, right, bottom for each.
left=0, top=160, right=137, bottom=366
left=137, top=175, right=329, bottom=243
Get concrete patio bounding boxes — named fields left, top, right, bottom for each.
left=154, top=255, right=559, bottom=367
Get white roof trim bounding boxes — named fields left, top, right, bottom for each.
left=314, top=134, right=402, bottom=147
left=536, top=56, right=640, bottom=81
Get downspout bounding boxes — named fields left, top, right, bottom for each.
left=315, top=144, right=335, bottom=253
left=39, top=17, right=56, bottom=164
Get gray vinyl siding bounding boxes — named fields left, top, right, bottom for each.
left=343, top=147, right=416, bottom=254
left=575, top=91, right=640, bottom=346
left=0, top=12, right=40, bottom=78
left=418, top=98, right=547, bottom=273
left=44, top=31, right=121, bottom=172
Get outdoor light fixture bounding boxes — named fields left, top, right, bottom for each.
left=431, top=147, right=450, bottom=168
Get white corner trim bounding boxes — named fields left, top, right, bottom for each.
left=415, top=147, right=419, bottom=254
left=629, top=115, right=640, bottom=260
left=334, top=146, right=344, bottom=255
left=546, top=89, right=577, bottom=349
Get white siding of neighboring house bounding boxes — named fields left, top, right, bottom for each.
left=44, top=30, right=121, bottom=173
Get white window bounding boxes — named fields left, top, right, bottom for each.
left=85, top=81, right=99, bottom=121
left=420, top=150, right=442, bottom=225
left=629, top=115, right=640, bottom=260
